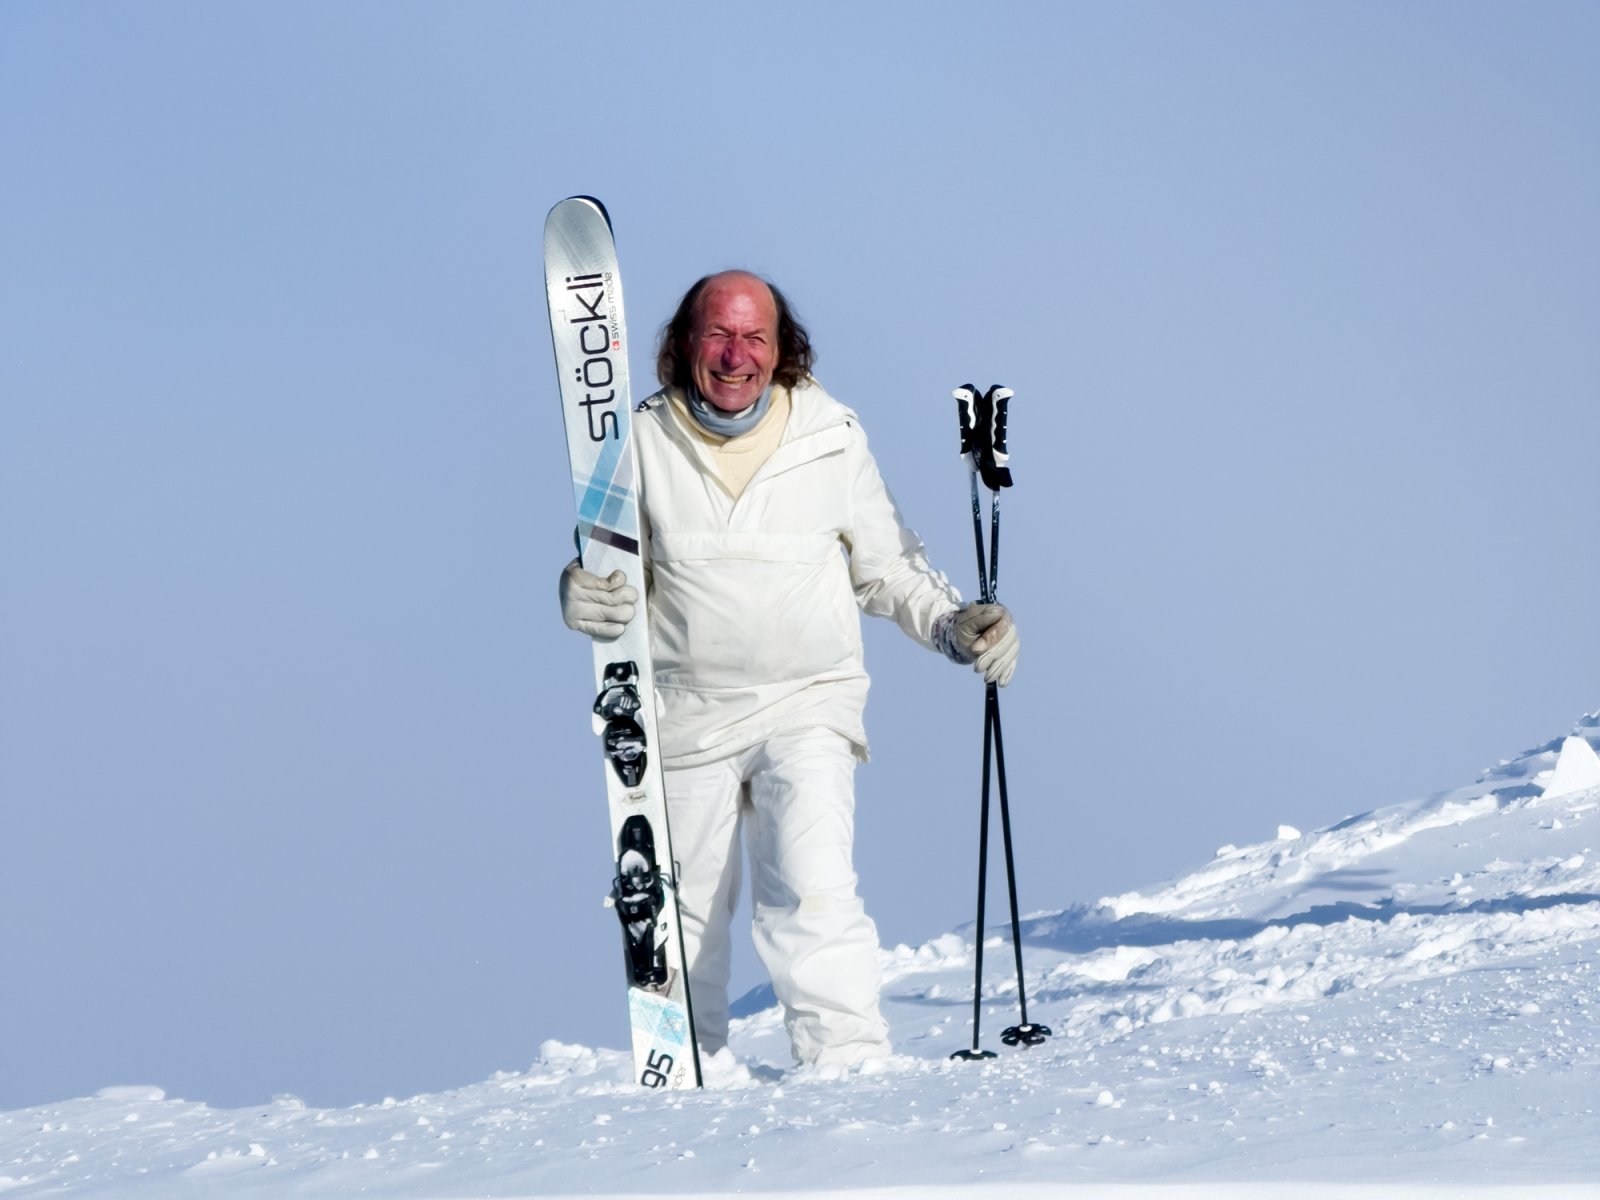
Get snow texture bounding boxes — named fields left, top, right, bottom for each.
left=5, top=712, right=1599, bottom=1198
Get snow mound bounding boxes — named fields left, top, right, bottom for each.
left=5, top=711, right=1598, bottom=1197
left=1543, top=735, right=1600, bottom=800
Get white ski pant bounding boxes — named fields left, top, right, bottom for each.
left=665, top=728, right=891, bottom=1067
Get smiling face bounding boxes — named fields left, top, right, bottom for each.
left=686, top=273, right=780, bottom=412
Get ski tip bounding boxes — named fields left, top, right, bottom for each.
left=988, top=385, right=1014, bottom=402
left=952, top=383, right=978, bottom=402
left=550, top=194, right=612, bottom=231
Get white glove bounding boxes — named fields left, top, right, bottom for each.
left=949, top=603, right=1020, bottom=686
left=559, top=557, right=637, bottom=639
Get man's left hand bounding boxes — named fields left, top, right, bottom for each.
left=953, top=603, right=1020, bottom=687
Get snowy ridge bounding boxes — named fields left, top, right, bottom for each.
left=4, top=714, right=1598, bottom=1197
left=853, top=709, right=1600, bottom=1061
left=1097, top=712, right=1600, bottom=922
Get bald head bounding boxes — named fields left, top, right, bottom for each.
left=693, top=271, right=774, bottom=317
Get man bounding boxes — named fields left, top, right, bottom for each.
left=560, top=271, right=1018, bottom=1069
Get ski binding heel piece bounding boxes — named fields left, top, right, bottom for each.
left=611, top=815, right=669, bottom=989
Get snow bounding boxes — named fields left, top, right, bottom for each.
left=5, top=713, right=1598, bottom=1197
left=1544, top=736, right=1600, bottom=801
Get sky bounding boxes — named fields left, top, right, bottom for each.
left=2, top=1, right=1596, bottom=1113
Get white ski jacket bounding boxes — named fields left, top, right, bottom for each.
left=635, top=379, right=961, bottom=768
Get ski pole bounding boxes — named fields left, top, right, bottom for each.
left=948, top=384, right=1050, bottom=1058
left=980, top=385, right=1048, bottom=1048
left=983, top=386, right=1012, bottom=600
left=949, top=385, right=998, bottom=1061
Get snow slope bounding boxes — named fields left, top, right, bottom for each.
left=5, top=715, right=1598, bottom=1198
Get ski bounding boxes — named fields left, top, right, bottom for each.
left=542, top=195, right=701, bottom=1090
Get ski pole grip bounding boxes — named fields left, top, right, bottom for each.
left=952, top=384, right=979, bottom=456
left=989, top=385, right=1013, bottom=465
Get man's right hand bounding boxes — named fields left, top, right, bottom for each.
left=558, top=558, right=638, bottom=639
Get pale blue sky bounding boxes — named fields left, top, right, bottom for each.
left=3, top=1, right=1596, bottom=1110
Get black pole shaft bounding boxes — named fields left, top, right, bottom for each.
left=967, top=684, right=994, bottom=1052
left=963, top=463, right=992, bottom=1054
left=987, top=485, right=1001, bottom=604
left=988, top=486, right=1028, bottom=1017
left=989, top=683, right=1029, bottom=1026
left=968, top=468, right=988, bottom=602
